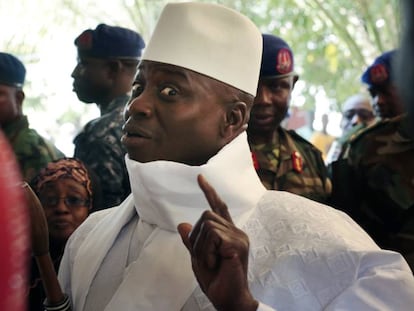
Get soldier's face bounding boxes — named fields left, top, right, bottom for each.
left=248, top=76, right=296, bottom=138
left=370, top=84, right=404, bottom=119
left=122, top=61, right=231, bottom=166
left=71, top=55, right=113, bottom=104
left=0, top=85, right=23, bottom=127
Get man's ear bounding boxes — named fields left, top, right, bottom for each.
left=220, top=101, right=248, bottom=139
left=15, top=90, right=25, bottom=115
left=292, top=74, right=299, bottom=89
left=16, top=89, right=24, bottom=103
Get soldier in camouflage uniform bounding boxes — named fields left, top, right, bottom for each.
left=248, top=34, right=331, bottom=204
left=72, top=24, right=145, bottom=209
left=330, top=51, right=403, bottom=166
left=0, top=52, right=64, bottom=182
left=333, top=115, right=414, bottom=271
left=331, top=50, right=414, bottom=270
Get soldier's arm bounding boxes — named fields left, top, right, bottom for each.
left=329, top=143, right=362, bottom=216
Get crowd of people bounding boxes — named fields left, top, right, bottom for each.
left=1, top=1, right=414, bottom=311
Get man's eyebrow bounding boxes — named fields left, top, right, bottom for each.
left=137, top=63, right=191, bottom=81
left=156, top=66, right=191, bottom=81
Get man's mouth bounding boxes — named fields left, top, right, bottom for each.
left=251, top=112, right=274, bottom=123
left=122, top=124, right=152, bottom=139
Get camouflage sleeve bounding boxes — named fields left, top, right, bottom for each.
left=299, top=142, right=332, bottom=204
left=14, top=131, right=65, bottom=182
left=311, top=146, right=332, bottom=195
left=74, top=139, right=130, bottom=209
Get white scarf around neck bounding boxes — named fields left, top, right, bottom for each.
left=71, top=132, right=266, bottom=311
left=128, top=131, right=266, bottom=231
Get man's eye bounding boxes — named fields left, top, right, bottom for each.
left=160, top=86, right=177, bottom=96
left=344, top=110, right=354, bottom=119
left=270, top=84, right=281, bottom=90
left=77, top=59, right=88, bottom=66
left=131, top=83, right=144, bottom=97
left=267, top=82, right=286, bottom=91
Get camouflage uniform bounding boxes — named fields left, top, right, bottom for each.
left=249, top=127, right=331, bottom=204
left=331, top=114, right=414, bottom=270
left=327, top=120, right=380, bottom=177
left=326, top=123, right=368, bottom=165
left=74, top=95, right=130, bottom=210
left=3, top=116, right=64, bottom=182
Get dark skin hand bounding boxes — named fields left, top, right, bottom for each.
left=178, top=175, right=259, bottom=311
left=23, top=182, right=65, bottom=305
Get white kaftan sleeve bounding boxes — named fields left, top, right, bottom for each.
left=324, top=252, right=414, bottom=310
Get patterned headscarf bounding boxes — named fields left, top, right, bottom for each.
left=32, top=158, right=92, bottom=205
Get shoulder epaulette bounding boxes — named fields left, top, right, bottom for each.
left=348, top=116, right=404, bottom=146
left=286, top=129, right=312, bottom=145
left=286, top=129, right=321, bottom=152
left=348, top=119, right=389, bottom=145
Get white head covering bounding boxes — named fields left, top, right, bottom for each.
left=342, top=93, right=373, bottom=113
left=141, top=2, right=262, bottom=96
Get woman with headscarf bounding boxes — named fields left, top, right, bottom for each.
left=27, top=157, right=101, bottom=311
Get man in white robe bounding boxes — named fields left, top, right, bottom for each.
left=57, top=2, right=414, bottom=311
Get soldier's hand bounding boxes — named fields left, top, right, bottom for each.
left=178, top=175, right=258, bottom=311
left=22, top=182, right=49, bottom=256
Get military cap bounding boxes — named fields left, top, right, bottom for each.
left=141, top=2, right=262, bottom=96
left=361, top=50, right=396, bottom=86
left=74, top=24, right=145, bottom=59
left=0, top=52, right=26, bottom=88
left=260, top=34, right=295, bottom=78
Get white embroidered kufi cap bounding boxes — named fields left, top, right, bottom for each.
left=141, top=2, right=262, bottom=96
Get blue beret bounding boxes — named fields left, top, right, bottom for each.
left=75, top=24, right=145, bottom=59
left=260, top=34, right=295, bottom=78
left=361, top=50, right=396, bottom=86
left=0, top=52, right=26, bottom=88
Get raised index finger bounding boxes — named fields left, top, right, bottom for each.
left=197, top=174, right=233, bottom=223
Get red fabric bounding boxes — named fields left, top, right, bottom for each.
left=251, top=152, right=260, bottom=170
left=0, top=130, right=29, bottom=311
left=291, top=151, right=303, bottom=173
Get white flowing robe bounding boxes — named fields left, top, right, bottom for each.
left=58, top=132, right=414, bottom=311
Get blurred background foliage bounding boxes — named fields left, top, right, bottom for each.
left=0, top=0, right=401, bottom=153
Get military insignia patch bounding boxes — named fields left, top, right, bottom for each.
left=276, top=48, right=293, bottom=74
left=291, top=151, right=303, bottom=173
left=370, top=63, right=388, bottom=84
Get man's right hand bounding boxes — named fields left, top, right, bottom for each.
left=178, top=175, right=258, bottom=311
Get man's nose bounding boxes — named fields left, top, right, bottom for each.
left=254, top=86, right=272, bottom=105
left=351, top=114, right=362, bottom=126
left=71, top=64, right=81, bottom=78
left=124, top=93, right=153, bottom=120
left=374, top=94, right=386, bottom=107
